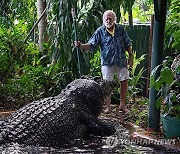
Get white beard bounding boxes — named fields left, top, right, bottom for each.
left=103, top=21, right=115, bottom=28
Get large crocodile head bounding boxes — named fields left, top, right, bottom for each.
left=100, top=79, right=115, bottom=101
left=63, top=77, right=115, bottom=117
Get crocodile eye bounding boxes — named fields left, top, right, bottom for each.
left=72, top=103, right=75, bottom=108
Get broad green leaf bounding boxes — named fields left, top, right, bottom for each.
left=156, top=97, right=162, bottom=110
left=154, top=76, right=162, bottom=90
left=161, top=67, right=174, bottom=85
left=0, top=27, right=5, bottom=35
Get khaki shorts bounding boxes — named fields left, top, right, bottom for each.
left=101, top=65, right=129, bottom=81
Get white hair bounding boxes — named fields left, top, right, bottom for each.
left=103, top=10, right=117, bottom=23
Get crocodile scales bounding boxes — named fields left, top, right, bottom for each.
left=0, top=78, right=115, bottom=147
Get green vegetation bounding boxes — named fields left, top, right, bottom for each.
left=0, top=0, right=179, bottom=132
left=165, top=0, right=180, bottom=53
left=0, top=0, right=139, bottom=108
left=151, top=56, right=180, bottom=118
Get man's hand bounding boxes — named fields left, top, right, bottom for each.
left=74, top=41, right=81, bottom=47
left=74, top=42, right=91, bottom=51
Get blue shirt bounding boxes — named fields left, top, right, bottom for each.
left=88, top=24, right=132, bottom=67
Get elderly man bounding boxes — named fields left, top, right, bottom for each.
left=75, top=10, right=133, bottom=113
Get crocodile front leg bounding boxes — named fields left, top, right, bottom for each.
left=80, top=111, right=116, bottom=136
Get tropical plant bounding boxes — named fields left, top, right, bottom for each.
left=0, top=0, right=36, bottom=28
left=89, top=51, right=101, bottom=76
left=165, top=0, right=180, bottom=54
left=0, top=23, right=29, bottom=82
left=150, top=55, right=180, bottom=118
left=128, top=52, right=146, bottom=101
left=0, top=22, right=72, bottom=108
left=130, top=0, right=153, bottom=23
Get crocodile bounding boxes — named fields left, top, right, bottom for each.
left=0, top=78, right=115, bottom=147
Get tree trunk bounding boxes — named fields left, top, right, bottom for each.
left=128, top=9, right=133, bottom=25
left=37, top=0, right=48, bottom=52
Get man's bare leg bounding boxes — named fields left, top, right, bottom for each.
left=119, top=79, right=128, bottom=112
